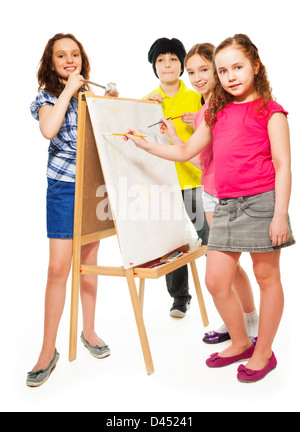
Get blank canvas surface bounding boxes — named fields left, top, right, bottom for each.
left=86, top=97, right=191, bottom=269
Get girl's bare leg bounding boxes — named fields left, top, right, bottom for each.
left=206, top=211, right=257, bottom=335
left=205, top=211, right=214, bottom=228
left=232, top=263, right=255, bottom=313
left=205, top=250, right=252, bottom=357
left=80, top=241, right=106, bottom=347
left=247, top=250, right=284, bottom=370
left=33, top=239, right=73, bottom=371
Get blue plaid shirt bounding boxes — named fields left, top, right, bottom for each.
left=30, top=90, right=78, bottom=182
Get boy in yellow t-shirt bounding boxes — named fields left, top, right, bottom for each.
left=144, top=37, right=209, bottom=318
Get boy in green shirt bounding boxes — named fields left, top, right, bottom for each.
left=144, top=37, right=209, bottom=317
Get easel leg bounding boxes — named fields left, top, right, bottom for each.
left=69, top=249, right=81, bottom=362
left=139, top=278, right=145, bottom=312
left=125, top=269, right=154, bottom=375
left=190, top=260, right=209, bottom=327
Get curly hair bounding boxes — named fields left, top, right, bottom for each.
left=205, top=34, right=273, bottom=127
left=37, top=33, right=90, bottom=98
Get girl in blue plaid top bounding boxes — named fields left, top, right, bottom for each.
left=27, top=33, right=118, bottom=387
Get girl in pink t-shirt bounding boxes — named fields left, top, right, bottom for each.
left=125, top=34, right=295, bottom=383
left=184, top=43, right=259, bottom=346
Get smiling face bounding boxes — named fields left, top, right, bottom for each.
left=215, top=46, right=260, bottom=103
left=155, top=53, right=182, bottom=85
left=51, top=37, right=82, bottom=82
left=186, top=54, right=214, bottom=101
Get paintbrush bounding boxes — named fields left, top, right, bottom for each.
left=101, top=133, right=147, bottom=138
left=85, top=80, right=117, bottom=92
left=147, top=115, right=182, bottom=128
left=85, top=79, right=106, bottom=90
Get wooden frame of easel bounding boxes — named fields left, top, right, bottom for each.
left=69, top=92, right=209, bottom=375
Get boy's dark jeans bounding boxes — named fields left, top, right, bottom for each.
left=166, top=187, right=209, bottom=300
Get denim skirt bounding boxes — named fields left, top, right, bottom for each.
left=46, top=178, right=75, bottom=239
left=207, top=189, right=295, bottom=253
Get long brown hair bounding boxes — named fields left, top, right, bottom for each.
left=37, top=33, right=90, bottom=98
left=185, top=43, right=215, bottom=105
left=205, top=34, right=273, bottom=127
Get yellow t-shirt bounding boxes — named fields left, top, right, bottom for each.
left=144, top=80, right=202, bottom=190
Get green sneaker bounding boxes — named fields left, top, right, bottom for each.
left=26, top=350, right=60, bottom=388
left=80, top=332, right=111, bottom=359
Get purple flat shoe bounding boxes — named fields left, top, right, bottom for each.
left=237, top=352, right=277, bottom=383
left=203, top=330, right=231, bottom=344
left=206, top=343, right=255, bottom=368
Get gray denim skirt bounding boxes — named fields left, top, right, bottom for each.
left=207, top=189, right=295, bottom=253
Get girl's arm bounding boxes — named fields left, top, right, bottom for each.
left=159, top=118, right=203, bottom=169
left=188, top=156, right=203, bottom=170
left=39, top=72, right=84, bottom=140
left=268, top=112, right=292, bottom=246
left=124, top=118, right=212, bottom=162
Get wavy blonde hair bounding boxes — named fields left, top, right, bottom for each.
left=205, top=34, right=273, bottom=127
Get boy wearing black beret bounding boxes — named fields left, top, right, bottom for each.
left=144, top=37, right=209, bottom=318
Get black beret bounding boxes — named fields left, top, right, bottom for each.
left=148, top=37, right=186, bottom=78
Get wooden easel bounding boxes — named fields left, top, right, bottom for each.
left=69, top=93, right=209, bottom=375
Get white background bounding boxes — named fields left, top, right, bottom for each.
left=1, top=0, right=299, bottom=413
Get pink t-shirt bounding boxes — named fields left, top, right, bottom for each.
left=212, top=99, right=288, bottom=199
left=194, top=103, right=217, bottom=195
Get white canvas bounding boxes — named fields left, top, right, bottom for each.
left=86, top=97, right=191, bottom=269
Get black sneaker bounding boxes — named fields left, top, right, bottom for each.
left=169, top=297, right=191, bottom=318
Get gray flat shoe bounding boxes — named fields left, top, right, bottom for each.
left=26, top=349, right=60, bottom=388
left=80, top=332, right=111, bottom=359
